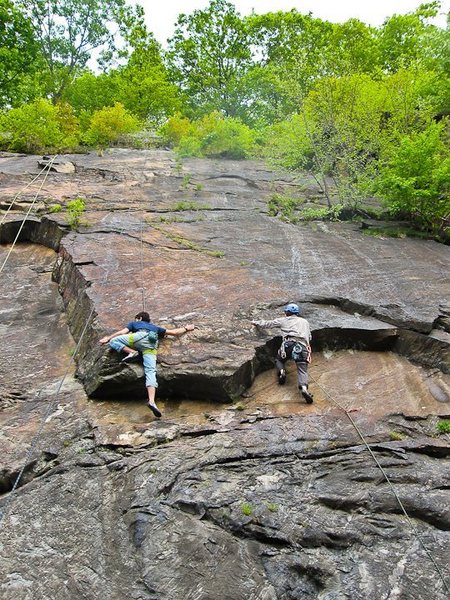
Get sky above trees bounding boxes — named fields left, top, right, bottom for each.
left=140, top=0, right=449, bottom=44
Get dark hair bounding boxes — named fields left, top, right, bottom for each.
left=135, top=311, right=150, bottom=322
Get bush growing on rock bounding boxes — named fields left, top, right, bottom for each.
left=160, top=111, right=256, bottom=159
left=0, top=98, right=80, bottom=153
left=83, top=102, right=140, bottom=148
left=374, top=121, right=450, bottom=234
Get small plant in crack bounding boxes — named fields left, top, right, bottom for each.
left=181, top=173, right=192, bottom=189
left=436, top=420, right=450, bottom=434
left=149, top=224, right=224, bottom=258
left=67, top=197, right=86, bottom=230
left=206, top=250, right=224, bottom=258
left=266, top=502, right=279, bottom=513
left=389, top=431, right=405, bottom=441
left=241, top=502, right=254, bottom=516
left=171, top=201, right=211, bottom=211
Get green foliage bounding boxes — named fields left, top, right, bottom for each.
left=0, top=0, right=40, bottom=106
left=268, top=194, right=303, bottom=222
left=48, top=203, right=62, bottom=213
left=376, top=3, right=441, bottom=72
left=266, top=502, right=279, bottom=513
left=21, top=0, right=141, bottom=100
left=389, top=431, right=405, bottom=441
left=115, top=35, right=181, bottom=122
left=160, top=113, right=193, bottom=146
left=167, top=0, right=252, bottom=116
left=436, top=420, right=450, bottom=434
left=265, top=68, right=448, bottom=214
left=199, top=113, right=256, bottom=158
left=63, top=72, right=119, bottom=115
left=181, top=174, right=192, bottom=189
left=374, top=122, right=450, bottom=233
left=0, top=98, right=80, bottom=152
left=241, top=502, right=254, bottom=516
left=67, top=197, right=86, bottom=229
left=150, top=224, right=223, bottom=258
left=264, top=115, right=313, bottom=171
left=301, top=204, right=344, bottom=221
left=171, top=201, right=210, bottom=211
left=163, top=111, right=256, bottom=159
left=83, top=102, right=140, bottom=148
left=176, top=136, right=203, bottom=158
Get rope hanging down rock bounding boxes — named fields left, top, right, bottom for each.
left=308, top=372, right=450, bottom=596
left=0, top=155, right=58, bottom=276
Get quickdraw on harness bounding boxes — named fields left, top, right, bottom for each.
left=280, top=337, right=312, bottom=363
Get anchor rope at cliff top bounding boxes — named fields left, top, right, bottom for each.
left=0, top=155, right=58, bottom=276
left=307, top=372, right=450, bottom=596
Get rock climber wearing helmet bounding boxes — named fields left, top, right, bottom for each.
left=252, top=303, right=313, bottom=403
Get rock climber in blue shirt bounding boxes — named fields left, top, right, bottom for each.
left=99, top=311, right=195, bottom=417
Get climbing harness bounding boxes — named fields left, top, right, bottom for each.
left=279, top=338, right=311, bottom=363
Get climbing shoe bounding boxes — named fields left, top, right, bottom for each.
left=300, top=386, right=314, bottom=404
left=148, top=403, right=162, bottom=418
left=278, top=369, right=286, bottom=385
left=121, top=351, right=139, bottom=363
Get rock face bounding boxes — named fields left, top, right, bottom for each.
left=0, top=149, right=449, bottom=599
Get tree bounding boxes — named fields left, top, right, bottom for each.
left=246, top=10, right=333, bottom=105
left=0, top=98, right=80, bottom=152
left=167, top=0, right=252, bottom=116
left=376, top=2, right=442, bottom=72
left=374, top=122, right=450, bottom=233
left=83, top=102, right=139, bottom=148
left=19, top=0, right=136, bottom=100
left=264, top=69, right=446, bottom=208
left=114, top=8, right=181, bottom=122
left=0, top=0, right=39, bottom=106
left=62, top=71, right=119, bottom=115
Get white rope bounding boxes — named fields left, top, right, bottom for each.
left=0, top=158, right=59, bottom=226
left=139, top=219, right=146, bottom=312
left=0, top=210, right=116, bottom=527
left=0, top=155, right=58, bottom=275
left=308, top=372, right=450, bottom=595
left=0, top=303, right=95, bottom=526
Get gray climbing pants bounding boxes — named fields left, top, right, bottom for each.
left=275, top=340, right=310, bottom=386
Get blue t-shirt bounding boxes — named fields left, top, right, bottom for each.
left=126, top=321, right=166, bottom=338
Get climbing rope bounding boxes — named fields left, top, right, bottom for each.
left=0, top=209, right=117, bottom=528
left=139, top=219, right=147, bottom=312
left=0, top=303, right=96, bottom=527
left=0, top=155, right=58, bottom=275
left=0, top=157, right=58, bottom=226
left=307, top=372, right=450, bottom=595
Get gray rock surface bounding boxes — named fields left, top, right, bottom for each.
left=0, top=149, right=449, bottom=599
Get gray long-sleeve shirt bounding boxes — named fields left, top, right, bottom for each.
left=253, top=315, right=311, bottom=346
